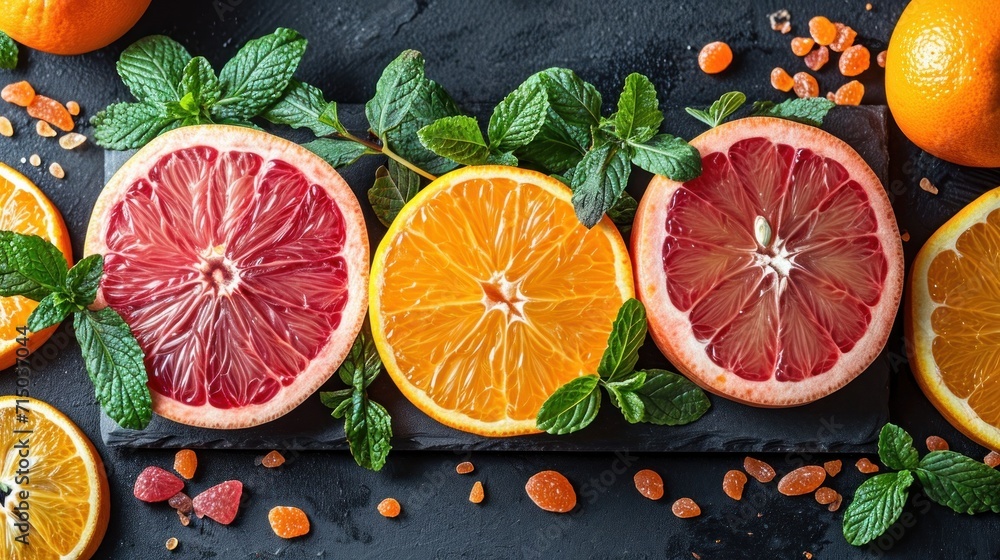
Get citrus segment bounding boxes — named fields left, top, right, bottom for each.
left=0, top=163, right=73, bottom=371
left=634, top=118, right=903, bottom=407
left=370, top=166, right=632, bottom=436
left=85, top=125, right=369, bottom=428
left=0, top=396, right=110, bottom=560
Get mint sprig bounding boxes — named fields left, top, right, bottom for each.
left=321, top=328, right=393, bottom=471
left=368, top=160, right=420, bottom=227
left=0, top=31, right=19, bottom=70
left=684, top=91, right=747, bottom=129
left=535, top=298, right=711, bottom=434
left=0, top=232, right=152, bottom=430
left=751, top=98, right=835, bottom=127
left=843, top=423, right=1000, bottom=546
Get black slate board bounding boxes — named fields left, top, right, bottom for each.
left=101, top=104, right=891, bottom=453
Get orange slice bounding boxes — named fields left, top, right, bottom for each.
left=0, top=163, right=73, bottom=371
left=907, top=185, right=1000, bottom=451
left=0, top=396, right=110, bottom=559
left=370, top=166, right=633, bottom=436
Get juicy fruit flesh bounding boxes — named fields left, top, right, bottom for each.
left=378, top=177, right=624, bottom=423
left=927, top=208, right=1000, bottom=428
left=100, top=146, right=350, bottom=409
left=662, top=136, right=888, bottom=383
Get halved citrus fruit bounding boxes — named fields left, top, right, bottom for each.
left=907, top=186, right=1000, bottom=451
left=84, top=125, right=369, bottom=429
left=0, top=396, right=110, bottom=559
left=370, top=166, right=633, bottom=436
left=0, top=163, right=73, bottom=371
left=633, top=117, right=903, bottom=406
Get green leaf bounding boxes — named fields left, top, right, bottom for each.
left=684, top=91, right=747, bottom=128
left=515, top=110, right=588, bottom=173
left=366, top=50, right=427, bottom=137
left=751, top=98, right=835, bottom=127
left=335, top=329, right=383, bottom=389
left=487, top=77, right=548, bottom=152
left=633, top=369, right=710, bottom=425
left=536, top=375, right=601, bottom=435
left=613, top=73, right=662, bottom=141
left=604, top=371, right=647, bottom=424
left=302, top=138, right=369, bottom=169
left=368, top=160, right=420, bottom=227
left=536, top=68, right=601, bottom=132
left=878, top=423, right=920, bottom=471
left=487, top=151, right=518, bottom=166
left=629, top=134, right=702, bottom=182
left=213, top=28, right=307, bottom=121
left=91, top=102, right=180, bottom=150
left=179, top=56, right=222, bottom=111
left=916, top=451, right=1000, bottom=514
left=0, top=31, right=18, bottom=70
left=116, top=35, right=192, bottom=102
left=0, top=231, right=69, bottom=301
left=843, top=471, right=914, bottom=546
left=606, top=192, right=638, bottom=234
left=383, top=80, right=463, bottom=176
left=417, top=115, right=490, bottom=165
left=261, top=80, right=339, bottom=137
left=597, top=298, right=647, bottom=381
left=74, top=308, right=151, bottom=430
left=26, top=292, right=76, bottom=332
left=320, top=388, right=353, bottom=419
left=344, top=393, right=392, bottom=471
left=570, top=144, right=631, bottom=228
left=65, top=254, right=104, bottom=307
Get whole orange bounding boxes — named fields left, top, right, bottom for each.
left=0, top=0, right=151, bottom=56
left=885, top=0, right=1000, bottom=168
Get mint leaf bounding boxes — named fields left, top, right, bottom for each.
left=344, top=393, right=392, bottom=471
left=302, top=138, right=369, bottom=169
left=179, top=56, right=221, bottom=112
left=0, top=31, right=17, bottom=70
left=417, top=115, right=490, bottom=165
left=213, top=28, right=307, bottom=121
left=536, top=375, right=601, bottom=435
left=487, top=152, right=518, bottom=166
left=320, top=388, right=353, bottom=419
left=74, top=308, right=152, bottom=430
left=878, top=423, right=920, bottom=471
left=383, top=79, right=463, bottom=176
left=916, top=451, right=1000, bottom=514
left=366, top=50, right=426, bottom=137
left=117, top=36, right=192, bottom=103
left=843, top=471, right=914, bottom=546
left=26, top=292, right=76, bottom=332
left=336, top=329, right=382, bottom=390
left=684, top=91, right=746, bottom=128
left=515, top=112, right=588, bottom=173
left=92, top=102, right=180, bottom=150
left=634, top=369, right=710, bottom=425
left=261, top=80, right=338, bottom=137
left=629, top=134, right=702, bottom=182
left=613, top=73, right=662, bottom=141
left=570, top=143, right=631, bottom=228
left=597, top=298, right=647, bottom=381
left=65, top=254, right=104, bottom=307
left=487, top=77, right=548, bottom=153
left=604, top=371, right=647, bottom=424
left=0, top=231, right=69, bottom=301
left=537, top=68, right=601, bottom=133
left=369, top=160, right=420, bottom=227
left=607, top=192, right=638, bottom=233
left=751, top=98, right=835, bottom=127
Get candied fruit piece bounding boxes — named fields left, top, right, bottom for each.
left=633, top=469, right=664, bottom=500
left=193, top=480, right=243, bottom=525
left=809, top=16, right=837, bottom=45
left=815, top=487, right=838, bottom=505
left=824, top=460, right=842, bottom=477
left=35, top=120, right=56, bottom=138
left=378, top=497, right=401, bottom=518
left=0, top=116, right=12, bottom=137
left=671, top=498, right=701, bottom=518
left=174, top=449, right=197, bottom=480
left=771, top=68, right=795, bottom=92
left=269, top=506, right=310, bottom=538
left=1, top=81, right=35, bottom=107
left=834, top=80, right=865, bottom=105
left=839, top=45, right=871, bottom=76
left=526, top=470, right=576, bottom=513
left=919, top=177, right=939, bottom=195
left=829, top=23, right=857, bottom=52
left=856, top=458, right=879, bottom=474
left=26, top=95, right=74, bottom=132
left=59, top=132, right=87, bottom=149
left=698, top=41, right=733, bottom=74
left=165, top=537, right=178, bottom=551
left=768, top=9, right=791, bottom=33
left=29, top=154, right=40, bottom=166
left=926, top=435, right=949, bottom=452
left=791, top=37, right=815, bottom=56
left=777, top=466, right=827, bottom=496
left=66, top=100, right=80, bottom=116
left=456, top=461, right=475, bottom=475
left=804, top=46, right=829, bottom=71
left=262, top=450, right=286, bottom=468
left=48, top=162, right=65, bottom=179
left=177, top=510, right=191, bottom=527
left=985, top=451, right=1000, bottom=468
left=877, top=50, right=887, bottom=68
left=826, top=92, right=837, bottom=102
left=168, top=492, right=193, bottom=514
left=828, top=492, right=843, bottom=512
left=743, top=457, right=776, bottom=483
left=134, top=466, right=185, bottom=503
left=469, top=481, right=485, bottom=504
left=723, top=470, right=748, bottom=501
left=793, top=72, right=819, bottom=98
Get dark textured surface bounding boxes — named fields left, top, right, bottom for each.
left=1, top=1, right=999, bottom=558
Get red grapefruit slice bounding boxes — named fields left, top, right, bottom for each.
left=633, top=117, right=903, bottom=406
left=85, top=125, right=369, bottom=428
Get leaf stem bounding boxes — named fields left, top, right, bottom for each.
left=339, top=131, right=438, bottom=181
